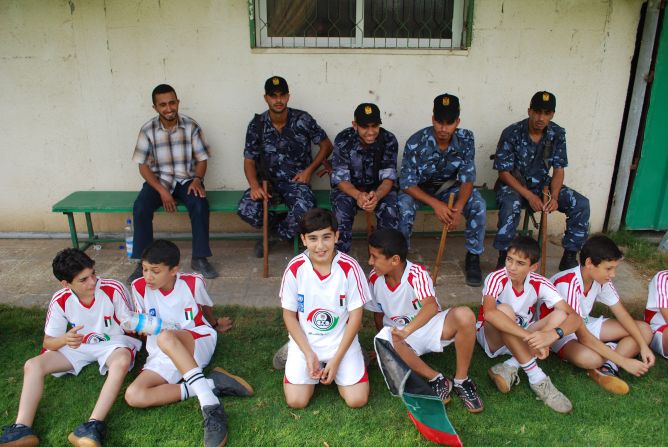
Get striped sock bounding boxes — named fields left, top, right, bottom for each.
left=602, top=361, right=619, bottom=373
left=180, top=378, right=215, bottom=401
left=504, top=356, right=520, bottom=369
left=183, top=367, right=218, bottom=408
left=520, top=358, right=547, bottom=384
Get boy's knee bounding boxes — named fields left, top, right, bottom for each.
left=156, top=330, right=179, bottom=351
left=124, top=384, right=147, bottom=408
left=108, top=350, right=132, bottom=372
left=285, top=396, right=310, bottom=409
left=452, top=306, right=476, bottom=326
left=24, top=356, right=46, bottom=377
left=638, top=321, right=653, bottom=343
left=344, top=394, right=368, bottom=409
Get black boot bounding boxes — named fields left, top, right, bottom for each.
left=558, top=250, right=578, bottom=271
left=496, top=250, right=507, bottom=270
left=465, top=252, right=482, bottom=287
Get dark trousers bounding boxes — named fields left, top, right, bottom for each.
left=132, top=181, right=212, bottom=259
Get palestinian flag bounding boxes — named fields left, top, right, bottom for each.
left=374, top=337, right=463, bottom=447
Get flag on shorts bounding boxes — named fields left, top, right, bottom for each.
left=374, top=338, right=463, bottom=447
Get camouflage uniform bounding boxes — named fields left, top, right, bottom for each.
left=493, top=118, right=589, bottom=252
left=238, top=108, right=328, bottom=240
left=330, top=127, right=399, bottom=253
left=398, top=127, right=486, bottom=254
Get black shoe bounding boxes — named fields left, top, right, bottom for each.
left=202, top=404, right=228, bottom=447
left=496, top=250, right=507, bottom=270
left=68, top=419, right=106, bottom=447
left=127, top=263, right=143, bottom=285
left=0, top=423, right=38, bottom=446
left=464, top=252, right=482, bottom=287
left=453, top=378, right=484, bottom=413
left=558, top=250, right=578, bottom=271
left=429, top=374, right=453, bottom=404
left=191, top=258, right=219, bottom=279
left=253, top=235, right=280, bottom=258
left=208, top=367, right=254, bottom=397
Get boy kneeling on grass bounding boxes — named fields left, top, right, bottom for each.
left=279, top=208, right=370, bottom=409
left=546, top=234, right=654, bottom=394
left=124, top=240, right=252, bottom=447
left=366, top=228, right=484, bottom=413
left=0, top=248, right=142, bottom=447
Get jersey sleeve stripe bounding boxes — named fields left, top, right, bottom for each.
left=657, top=271, right=668, bottom=308
left=341, top=254, right=369, bottom=304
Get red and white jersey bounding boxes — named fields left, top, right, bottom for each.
left=365, top=261, right=440, bottom=328
left=45, top=278, right=134, bottom=343
left=549, top=266, right=619, bottom=321
left=478, top=268, right=562, bottom=329
left=645, top=270, right=668, bottom=332
left=280, top=251, right=369, bottom=358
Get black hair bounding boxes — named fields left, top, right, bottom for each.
left=152, top=84, right=177, bottom=104
left=141, top=239, right=180, bottom=268
left=580, top=234, right=623, bottom=266
left=368, top=229, right=407, bottom=263
left=508, top=235, right=540, bottom=265
left=52, top=248, right=95, bottom=283
left=298, top=208, right=338, bottom=235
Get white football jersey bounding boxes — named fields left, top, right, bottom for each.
left=478, top=268, right=562, bottom=329
left=549, top=266, right=619, bottom=321
left=365, top=261, right=440, bottom=327
left=645, top=270, right=668, bottom=332
left=280, top=251, right=369, bottom=359
left=45, top=278, right=134, bottom=343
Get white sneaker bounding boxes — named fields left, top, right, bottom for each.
left=488, top=362, right=520, bottom=393
left=530, top=376, right=573, bottom=413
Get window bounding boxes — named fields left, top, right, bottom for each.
left=250, top=0, right=472, bottom=49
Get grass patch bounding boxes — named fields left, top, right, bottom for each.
left=0, top=304, right=666, bottom=446
left=608, top=230, right=668, bottom=275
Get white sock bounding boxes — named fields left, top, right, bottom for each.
left=454, top=377, right=468, bottom=386
left=520, top=358, right=547, bottom=384
left=429, top=373, right=444, bottom=382
left=180, top=378, right=215, bottom=401
left=504, top=356, right=520, bottom=369
left=183, top=367, right=219, bottom=408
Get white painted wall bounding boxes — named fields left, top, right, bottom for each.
left=0, top=0, right=642, bottom=235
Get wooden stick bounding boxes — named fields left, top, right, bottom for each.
left=262, top=180, right=269, bottom=278
left=540, top=186, right=549, bottom=276
left=431, top=193, right=456, bottom=284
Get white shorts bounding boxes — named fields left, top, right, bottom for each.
left=144, top=328, right=217, bottom=384
left=53, top=334, right=141, bottom=377
left=284, top=340, right=366, bottom=386
left=476, top=319, right=539, bottom=358
left=551, top=316, right=608, bottom=354
left=650, top=327, right=667, bottom=359
left=374, top=309, right=453, bottom=356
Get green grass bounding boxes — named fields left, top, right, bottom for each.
left=1, top=304, right=667, bottom=446
left=608, top=230, right=668, bottom=274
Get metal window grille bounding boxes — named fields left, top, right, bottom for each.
left=250, top=0, right=472, bottom=49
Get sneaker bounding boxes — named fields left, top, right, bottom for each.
left=127, top=263, right=143, bottom=285
left=453, top=378, right=484, bottom=413
left=488, top=362, right=520, bottom=393
left=496, top=250, right=507, bottom=270
left=464, top=252, right=482, bottom=287
left=202, top=404, right=228, bottom=447
left=272, top=342, right=289, bottom=369
left=429, top=375, right=453, bottom=404
left=0, top=424, right=38, bottom=447
left=558, top=250, right=578, bottom=271
left=529, top=376, right=573, bottom=413
left=191, top=258, right=219, bottom=279
left=587, top=366, right=629, bottom=395
left=208, top=367, right=254, bottom=397
left=67, top=419, right=106, bottom=447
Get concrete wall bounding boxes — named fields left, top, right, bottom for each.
left=0, top=0, right=642, bottom=235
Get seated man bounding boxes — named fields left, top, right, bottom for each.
left=238, top=76, right=332, bottom=257
left=330, top=103, right=399, bottom=253
left=398, top=94, right=486, bottom=286
left=493, top=91, right=589, bottom=271
left=645, top=270, right=668, bottom=359
left=128, top=84, right=217, bottom=283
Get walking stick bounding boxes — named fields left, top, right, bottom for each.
left=262, top=180, right=269, bottom=278
left=431, top=193, right=455, bottom=284
left=540, top=186, right=549, bottom=276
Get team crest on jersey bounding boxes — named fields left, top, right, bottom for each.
left=515, top=314, right=529, bottom=328
left=184, top=307, right=194, bottom=320
left=306, top=308, right=339, bottom=332
left=298, top=294, right=304, bottom=313
left=391, top=315, right=413, bottom=326
left=103, top=316, right=112, bottom=328
left=82, top=333, right=110, bottom=344
left=149, top=308, right=157, bottom=316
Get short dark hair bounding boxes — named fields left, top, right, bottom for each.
left=580, top=234, right=623, bottom=266
left=299, top=208, right=337, bottom=235
left=52, top=248, right=95, bottom=283
left=368, top=229, right=407, bottom=263
left=508, top=236, right=540, bottom=265
left=152, top=84, right=177, bottom=104
left=141, top=239, right=180, bottom=268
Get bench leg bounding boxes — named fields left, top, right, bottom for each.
left=65, top=213, right=79, bottom=249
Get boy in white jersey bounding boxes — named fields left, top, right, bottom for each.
left=125, top=240, right=252, bottom=447
left=366, top=229, right=484, bottom=412
left=280, top=208, right=370, bottom=409
left=645, top=270, right=668, bottom=358
left=547, top=235, right=654, bottom=394
left=0, top=249, right=141, bottom=447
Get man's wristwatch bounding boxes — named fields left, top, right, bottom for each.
left=194, top=176, right=204, bottom=182
left=555, top=327, right=564, bottom=339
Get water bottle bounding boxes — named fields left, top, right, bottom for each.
left=120, top=312, right=181, bottom=335
left=124, top=218, right=134, bottom=258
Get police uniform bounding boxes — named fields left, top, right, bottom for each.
left=330, top=103, right=399, bottom=253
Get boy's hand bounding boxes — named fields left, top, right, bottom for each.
left=523, top=329, right=558, bottom=351
left=391, top=326, right=410, bottom=341
left=305, top=352, right=322, bottom=380
left=620, top=357, right=650, bottom=377
left=66, top=325, right=84, bottom=349
left=215, top=316, right=233, bottom=334
left=320, top=359, right=340, bottom=385
left=639, top=345, right=656, bottom=367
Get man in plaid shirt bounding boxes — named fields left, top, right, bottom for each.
left=128, top=84, right=217, bottom=283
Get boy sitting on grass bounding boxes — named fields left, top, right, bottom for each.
left=0, top=248, right=142, bottom=447
left=279, top=208, right=370, bottom=409
left=124, top=240, right=252, bottom=447
left=645, top=270, right=668, bottom=359
left=366, top=229, right=484, bottom=413
left=546, top=235, right=654, bottom=394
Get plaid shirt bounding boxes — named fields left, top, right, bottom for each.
left=132, top=114, right=210, bottom=192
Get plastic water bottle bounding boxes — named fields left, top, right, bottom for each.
left=120, top=312, right=181, bottom=335
left=124, top=218, right=134, bottom=258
